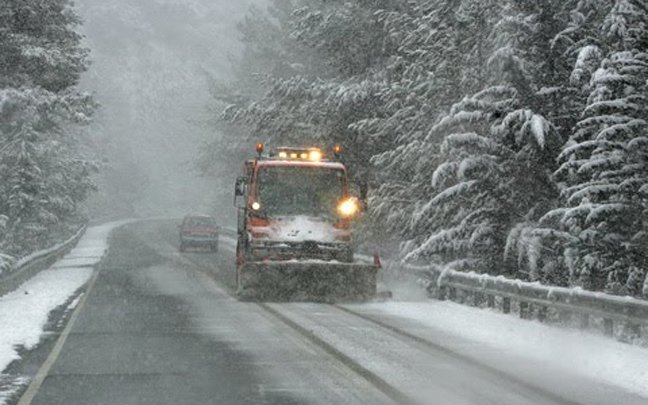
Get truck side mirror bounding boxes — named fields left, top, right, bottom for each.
left=235, top=177, right=246, bottom=196
left=234, top=177, right=247, bottom=207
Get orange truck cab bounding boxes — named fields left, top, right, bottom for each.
left=234, top=145, right=362, bottom=265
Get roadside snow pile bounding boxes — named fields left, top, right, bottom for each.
left=0, top=267, right=93, bottom=373
left=0, top=221, right=127, bottom=376
left=360, top=301, right=648, bottom=398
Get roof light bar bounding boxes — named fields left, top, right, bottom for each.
left=273, top=147, right=325, bottom=162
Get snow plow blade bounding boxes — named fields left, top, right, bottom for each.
left=237, top=261, right=377, bottom=302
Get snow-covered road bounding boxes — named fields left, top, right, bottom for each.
left=219, top=227, right=648, bottom=400
left=350, top=301, right=648, bottom=400
left=3, top=220, right=648, bottom=404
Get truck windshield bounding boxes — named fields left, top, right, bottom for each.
left=256, top=166, right=345, bottom=217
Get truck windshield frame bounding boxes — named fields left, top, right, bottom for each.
left=255, top=166, right=346, bottom=218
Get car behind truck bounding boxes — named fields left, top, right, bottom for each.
left=233, top=144, right=378, bottom=301
left=179, top=215, right=219, bottom=252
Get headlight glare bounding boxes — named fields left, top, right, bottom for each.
left=337, top=198, right=359, bottom=218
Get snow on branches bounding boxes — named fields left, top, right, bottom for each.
left=0, top=0, right=95, bottom=257
left=398, top=86, right=559, bottom=279
left=217, top=0, right=648, bottom=296
left=554, top=49, right=648, bottom=295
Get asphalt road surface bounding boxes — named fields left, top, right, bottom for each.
left=18, top=221, right=648, bottom=405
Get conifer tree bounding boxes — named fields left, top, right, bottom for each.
left=0, top=0, right=95, bottom=257
left=210, top=0, right=648, bottom=295
left=549, top=0, right=648, bottom=294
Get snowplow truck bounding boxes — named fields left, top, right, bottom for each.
left=233, top=144, right=378, bottom=301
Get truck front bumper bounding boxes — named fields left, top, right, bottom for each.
left=248, top=240, right=351, bottom=261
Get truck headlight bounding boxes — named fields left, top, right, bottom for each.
left=337, top=198, right=359, bottom=218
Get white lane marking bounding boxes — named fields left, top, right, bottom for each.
left=17, top=269, right=101, bottom=405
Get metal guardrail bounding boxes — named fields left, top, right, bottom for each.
left=411, top=265, right=648, bottom=341
left=0, top=225, right=87, bottom=296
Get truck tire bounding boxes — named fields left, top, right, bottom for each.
left=337, top=247, right=354, bottom=263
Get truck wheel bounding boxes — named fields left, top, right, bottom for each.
left=237, top=287, right=258, bottom=302
left=337, top=247, right=354, bottom=263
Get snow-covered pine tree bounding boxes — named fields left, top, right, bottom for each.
left=209, top=0, right=647, bottom=294
left=549, top=0, right=648, bottom=295
left=0, top=0, right=95, bottom=256
left=400, top=86, right=559, bottom=279
left=371, top=1, right=564, bottom=279
left=368, top=0, right=506, bottom=242
left=0, top=0, right=88, bottom=91
left=201, top=0, right=322, bottom=175
left=0, top=88, right=95, bottom=256
left=216, top=0, right=400, bottom=177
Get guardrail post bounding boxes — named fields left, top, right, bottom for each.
left=603, top=318, right=614, bottom=337
left=519, top=301, right=529, bottom=319
left=448, top=287, right=456, bottom=302
left=560, top=310, right=572, bottom=325
left=502, top=297, right=511, bottom=314
left=538, top=306, right=547, bottom=322
left=487, top=294, right=495, bottom=308
left=438, top=286, right=447, bottom=301
left=625, top=322, right=641, bottom=340
left=473, top=292, right=484, bottom=307
left=462, top=290, right=471, bottom=305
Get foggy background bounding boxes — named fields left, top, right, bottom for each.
left=76, top=0, right=264, bottom=224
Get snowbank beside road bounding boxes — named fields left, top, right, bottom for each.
left=357, top=301, right=648, bottom=399
left=0, top=221, right=127, bottom=377
left=0, top=267, right=93, bottom=373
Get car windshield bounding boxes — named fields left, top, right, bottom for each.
left=256, top=166, right=345, bottom=217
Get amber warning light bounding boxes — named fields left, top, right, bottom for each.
left=256, top=143, right=264, bottom=155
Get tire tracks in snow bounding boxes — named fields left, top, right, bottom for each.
left=331, top=305, right=580, bottom=405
